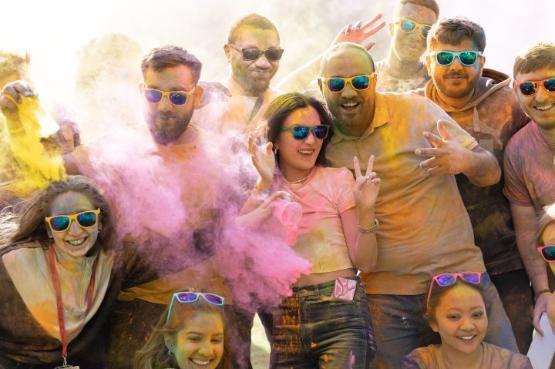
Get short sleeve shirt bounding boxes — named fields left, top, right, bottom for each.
left=326, top=92, right=485, bottom=295
left=278, top=166, right=356, bottom=273
left=504, top=121, right=555, bottom=214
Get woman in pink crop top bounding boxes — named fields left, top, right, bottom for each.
left=247, top=92, right=380, bottom=369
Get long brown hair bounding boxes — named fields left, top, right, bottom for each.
left=0, top=175, right=113, bottom=251
left=134, top=298, right=231, bottom=369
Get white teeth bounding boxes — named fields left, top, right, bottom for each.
left=459, top=336, right=475, bottom=340
left=66, top=238, right=86, bottom=246
left=192, top=359, right=210, bottom=366
left=535, top=103, right=554, bottom=111
left=298, top=149, right=314, bottom=154
left=342, top=102, right=359, bottom=108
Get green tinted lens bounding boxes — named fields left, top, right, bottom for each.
left=50, top=216, right=70, bottom=231
left=351, top=75, right=370, bottom=90
left=544, top=78, right=555, bottom=92
left=77, top=211, right=97, bottom=227
left=327, top=78, right=345, bottom=92
left=292, top=126, right=310, bottom=139
left=542, top=246, right=555, bottom=261
left=519, top=82, right=536, bottom=95
left=459, top=51, right=478, bottom=65
left=400, top=19, right=416, bottom=32
left=436, top=52, right=454, bottom=65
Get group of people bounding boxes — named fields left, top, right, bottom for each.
left=0, top=0, right=554, bottom=369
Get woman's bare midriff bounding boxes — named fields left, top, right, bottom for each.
left=293, top=268, right=357, bottom=287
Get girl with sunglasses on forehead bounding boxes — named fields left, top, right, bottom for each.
left=134, top=291, right=231, bottom=369
left=402, top=273, right=532, bottom=369
left=247, top=92, right=379, bottom=368
left=0, top=175, right=158, bottom=369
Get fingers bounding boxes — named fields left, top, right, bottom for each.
left=419, top=156, right=442, bottom=170
left=269, top=190, right=292, bottom=202
left=437, top=120, right=453, bottom=141
left=365, top=155, right=375, bottom=177
left=414, top=147, right=446, bottom=157
left=362, top=15, right=386, bottom=36
left=353, top=156, right=362, bottom=178
left=423, top=131, right=444, bottom=148
left=362, top=13, right=383, bottom=28
left=364, top=42, right=376, bottom=51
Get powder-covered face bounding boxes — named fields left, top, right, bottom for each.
left=170, top=312, right=225, bottom=369
left=225, top=25, right=281, bottom=96
left=514, top=67, right=555, bottom=130
left=276, top=106, right=324, bottom=177
left=47, top=191, right=100, bottom=258
left=143, top=65, right=200, bottom=145
left=430, top=284, right=488, bottom=356
left=390, top=3, right=437, bottom=62
left=426, top=38, right=485, bottom=99
left=541, top=222, right=555, bottom=274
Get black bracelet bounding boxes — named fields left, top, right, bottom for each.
left=535, top=289, right=551, bottom=301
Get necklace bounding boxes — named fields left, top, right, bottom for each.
left=283, top=170, right=311, bottom=184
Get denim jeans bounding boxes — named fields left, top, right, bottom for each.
left=367, top=273, right=518, bottom=369
left=269, top=278, right=375, bottom=369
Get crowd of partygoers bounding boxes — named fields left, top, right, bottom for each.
left=0, top=0, right=554, bottom=368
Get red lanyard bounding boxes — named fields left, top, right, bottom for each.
left=47, top=246, right=98, bottom=366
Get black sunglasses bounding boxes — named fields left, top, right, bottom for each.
left=229, top=45, right=284, bottom=61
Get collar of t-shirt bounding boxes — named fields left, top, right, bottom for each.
left=331, top=92, right=391, bottom=144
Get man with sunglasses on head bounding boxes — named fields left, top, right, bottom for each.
left=504, top=42, right=555, bottom=342
left=220, top=13, right=283, bottom=131
left=319, top=42, right=517, bottom=369
left=418, top=17, right=533, bottom=353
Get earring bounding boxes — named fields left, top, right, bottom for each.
left=273, top=147, right=278, bottom=154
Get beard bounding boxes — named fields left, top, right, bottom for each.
left=147, top=111, right=193, bottom=145
left=436, top=72, right=477, bottom=98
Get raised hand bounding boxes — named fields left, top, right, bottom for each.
left=415, top=120, right=473, bottom=176
left=237, top=191, right=291, bottom=229
left=248, top=134, right=276, bottom=190
left=353, top=155, right=380, bottom=213
left=332, top=14, right=386, bottom=51
left=0, top=80, right=35, bottom=112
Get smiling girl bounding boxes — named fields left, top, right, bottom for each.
left=248, top=92, right=379, bottom=368
left=402, top=274, right=532, bottom=369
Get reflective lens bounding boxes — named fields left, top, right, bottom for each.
left=176, top=292, right=200, bottom=303
left=435, top=273, right=457, bottom=287
left=545, top=78, right=555, bottom=92
left=175, top=292, right=225, bottom=305
left=144, top=88, right=189, bottom=105
left=351, top=75, right=370, bottom=90
left=49, top=216, right=71, bottom=232
left=434, top=51, right=480, bottom=66
left=76, top=212, right=98, bottom=227
left=285, top=125, right=329, bottom=140
left=240, top=47, right=284, bottom=61
left=400, top=19, right=416, bottom=32
left=435, top=272, right=481, bottom=287
left=461, top=272, right=482, bottom=284
left=327, top=78, right=346, bottom=92
left=540, top=246, right=555, bottom=262
left=144, top=89, right=163, bottom=103
left=203, top=293, right=225, bottom=305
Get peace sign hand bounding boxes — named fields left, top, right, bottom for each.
left=353, top=155, right=380, bottom=212
left=248, top=134, right=276, bottom=190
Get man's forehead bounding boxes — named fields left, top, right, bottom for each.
left=322, top=48, right=374, bottom=77
left=143, top=65, right=196, bottom=89
left=515, top=67, right=555, bottom=82
left=233, top=25, right=280, bottom=47
left=398, top=3, right=437, bottom=25
left=429, top=38, right=477, bottom=52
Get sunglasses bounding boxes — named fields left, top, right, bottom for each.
left=229, top=45, right=284, bottom=61
left=166, top=292, right=225, bottom=323
left=396, top=18, right=432, bottom=39
left=281, top=124, right=330, bottom=140
left=143, top=88, right=193, bottom=106
left=426, top=272, right=482, bottom=309
left=45, top=209, right=101, bottom=232
left=320, top=74, right=375, bottom=93
left=537, top=245, right=555, bottom=263
left=430, top=50, right=482, bottom=66
left=516, top=77, right=555, bottom=96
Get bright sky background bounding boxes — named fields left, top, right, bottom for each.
left=1, top=0, right=553, bottom=100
